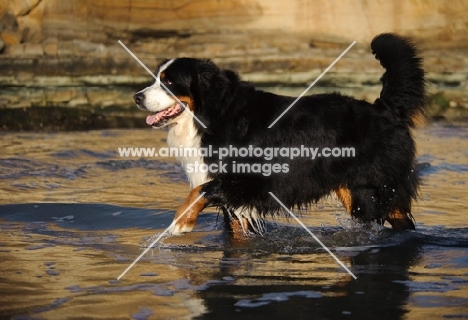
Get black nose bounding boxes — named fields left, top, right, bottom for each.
left=134, top=92, right=145, bottom=106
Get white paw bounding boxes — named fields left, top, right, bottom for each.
left=168, top=222, right=194, bottom=235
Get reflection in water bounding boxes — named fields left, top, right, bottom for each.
left=0, top=123, right=468, bottom=319
left=197, top=245, right=419, bottom=318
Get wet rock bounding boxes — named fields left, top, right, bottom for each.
left=0, top=29, right=22, bottom=45
left=23, top=42, right=42, bottom=55
left=0, top=12, right=18, bottom=31
left=0, top=0, right=467, bottom=126
left=5, top=43, right=24, bottom=55
left=8, top=0, right=41, bottom=16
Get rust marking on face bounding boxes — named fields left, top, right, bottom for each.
left=176, top=95, right=196, bottom=111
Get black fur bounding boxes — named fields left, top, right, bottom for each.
left=154, top=33, right=426, bottom=230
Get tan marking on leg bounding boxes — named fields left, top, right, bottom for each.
left=229, top=217, right=251, bottom=236
left=335, top=187, right=352, bottom=214
left=387, top=210, right=415, bottom=230
left=226, top=217, right=251, bottom=245
left=170, top=185, right=207, bottom=235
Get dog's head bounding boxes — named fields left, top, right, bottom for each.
left=134, top=58, right=232, bottom=128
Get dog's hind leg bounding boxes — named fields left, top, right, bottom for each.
left=347, top=187, right=383, bottom=225
left=386, top=209, right=415, bottom=230
left=349, top=186, right=416, bottom=230
left=377, top=181, right=416, bottom=230
left=335, top=187, right=353, bottom=214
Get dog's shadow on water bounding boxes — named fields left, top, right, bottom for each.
left=149, top=214, right=426, bottom=318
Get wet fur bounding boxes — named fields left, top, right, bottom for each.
left=134, top=33, right=426, bottom=234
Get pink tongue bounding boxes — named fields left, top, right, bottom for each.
left=145, top=103, right=182, bottom=126
left=146, top=114, right=158, bottom=125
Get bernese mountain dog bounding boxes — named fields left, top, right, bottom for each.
left=133, top=33, right=426, bottom=236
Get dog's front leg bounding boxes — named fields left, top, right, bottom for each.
left=169, top=185, right=208, bottom=235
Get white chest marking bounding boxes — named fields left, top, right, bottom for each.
left=166, top=112, right=210, bottom=188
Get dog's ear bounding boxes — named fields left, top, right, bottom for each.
left=155, top=59, right=170, bottom=74
left=190, top=59, right=229, bottom=112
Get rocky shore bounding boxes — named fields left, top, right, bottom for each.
left=1, top=0, right=467, bottom=130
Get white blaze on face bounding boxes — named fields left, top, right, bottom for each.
left=136, top=59, right=175, bottom=112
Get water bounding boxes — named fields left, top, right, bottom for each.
left=1, top=123, right=468, bottom=319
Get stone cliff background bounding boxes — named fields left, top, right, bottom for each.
left=1, top=0, right=467, bottom=129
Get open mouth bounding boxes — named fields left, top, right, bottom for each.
left=145, top=102, right=186, bottom=127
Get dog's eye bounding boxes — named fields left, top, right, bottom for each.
left=164, top=79, right=173, bottom=85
